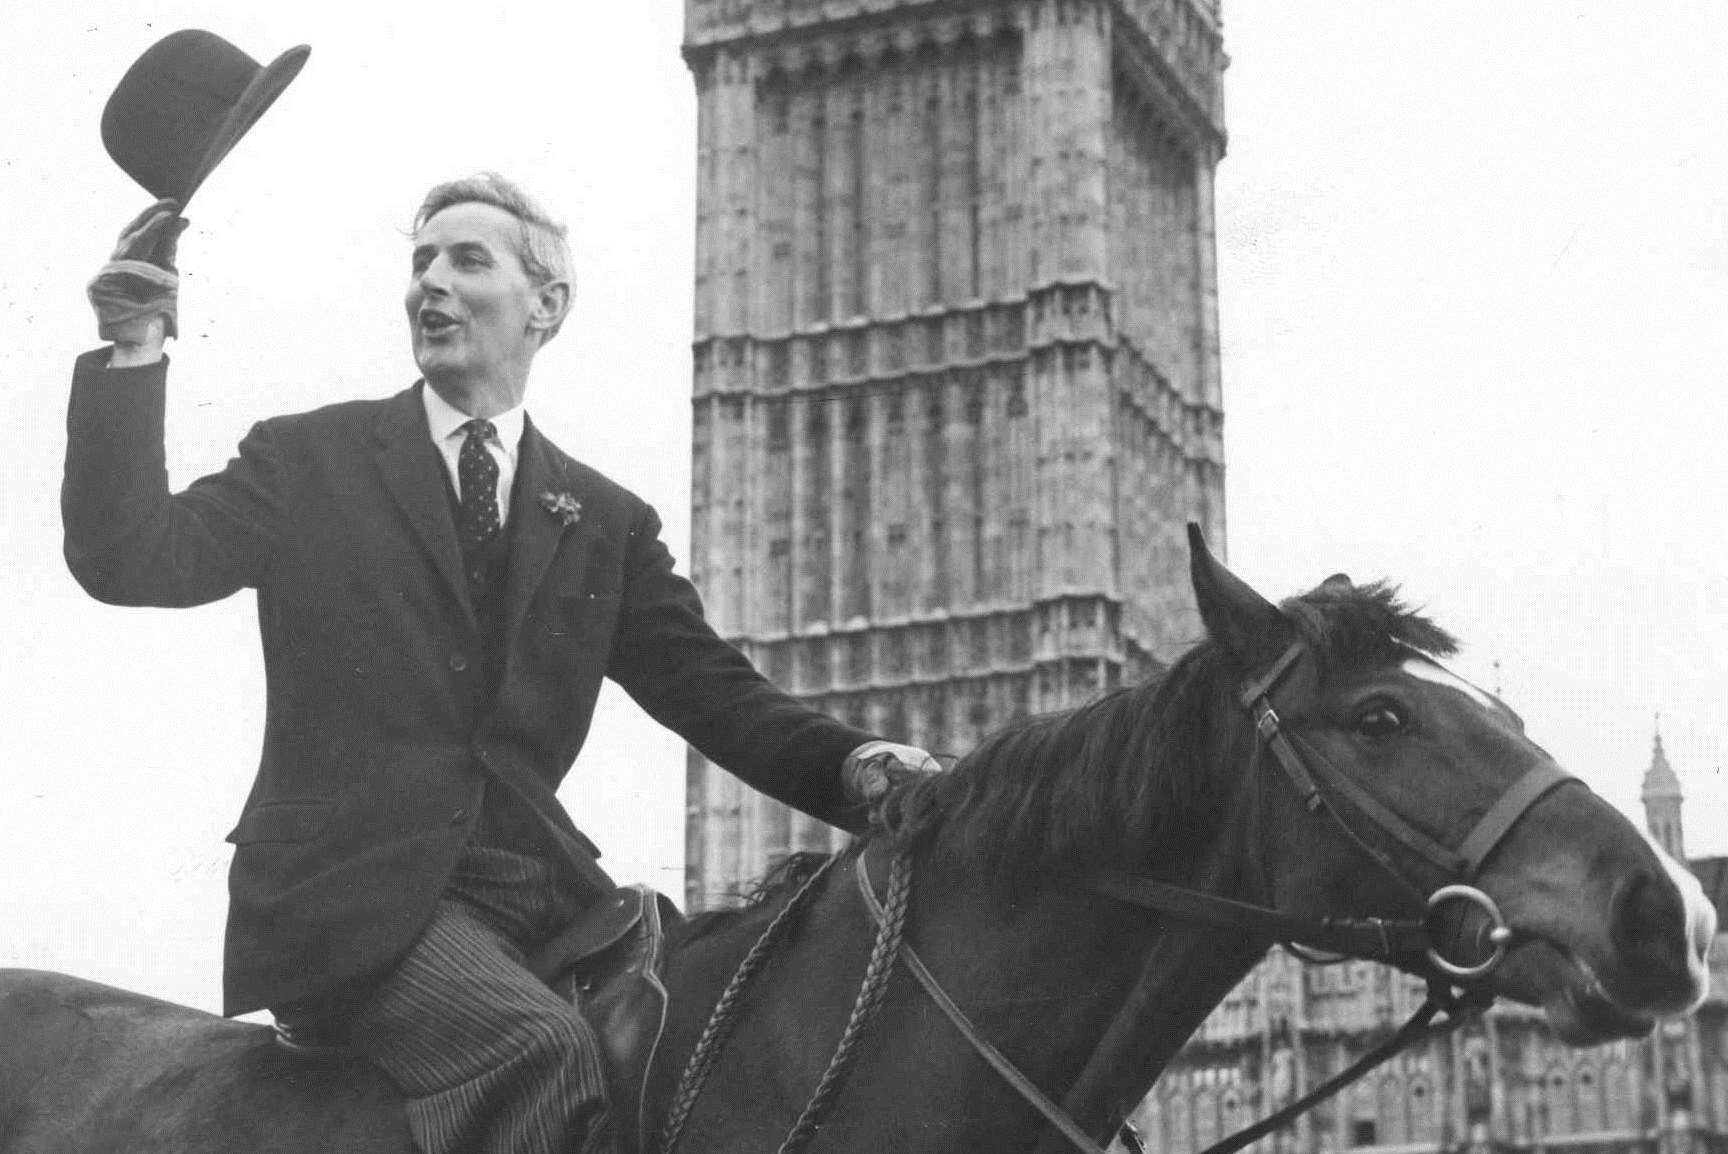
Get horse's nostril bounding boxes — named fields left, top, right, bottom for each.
left=1610, top=870, right=1685, bottom=967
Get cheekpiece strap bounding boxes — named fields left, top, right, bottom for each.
left=1239, top=642, right=1325, bottom=811
left=1238, top=640, right=1305, bottom=710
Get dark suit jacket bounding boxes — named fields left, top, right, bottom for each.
left=62, top=350, right=874, bottom=1016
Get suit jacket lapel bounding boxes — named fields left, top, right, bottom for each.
left=501, top=416, right=577, bottom=647
left=373, top=385, right=473, bottom=621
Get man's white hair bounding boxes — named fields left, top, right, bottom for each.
left=413, top=172, right=574, bottom=343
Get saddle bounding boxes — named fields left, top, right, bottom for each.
left=528, top=884, right=683, bottom=1154
left=272, top=884, right=682, bottom=1154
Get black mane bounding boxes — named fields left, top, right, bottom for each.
left=876, top=576, right=1455, bottom=887
left=682, top=577, right=1454, bottom=915
left=875, top=645, right=1227, bottom=888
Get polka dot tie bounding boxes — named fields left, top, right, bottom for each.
left=456, top=418, right=500, bottom=591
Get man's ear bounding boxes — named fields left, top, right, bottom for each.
left=528, top=278, right=572, bottom=343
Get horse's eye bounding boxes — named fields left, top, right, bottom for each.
left=1356, top=705, right=1404, bottom=739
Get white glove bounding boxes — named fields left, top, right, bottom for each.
left=841, top=740, right=943, bottom=806
left=88, top=198, right=187, bottom=344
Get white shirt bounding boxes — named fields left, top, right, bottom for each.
left=420, top=383, right=526, bottom=528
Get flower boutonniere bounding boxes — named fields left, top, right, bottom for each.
left=539, top=490, right=583, bottom=528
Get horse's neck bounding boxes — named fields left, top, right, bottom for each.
left=1030, top=917, right=1270, bottom=1151
left=1022, top=811, right=1280, bottom=1147
left=899, top=848, right=1270, bottom=1150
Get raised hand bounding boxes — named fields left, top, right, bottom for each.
left=88, top=198, right=188, bottom=347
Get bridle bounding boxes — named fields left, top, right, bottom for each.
left=1092, top=638, right=1574, bottom=982
left=666, top=637, right=1580, bottom=1154
left=860, top=637, right=1578, bottom=1154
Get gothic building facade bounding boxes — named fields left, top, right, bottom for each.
left=1134, top=730, right=1728, bottom=1154
left=680, top=0, right=1231, bottom=910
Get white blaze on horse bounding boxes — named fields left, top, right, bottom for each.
left=0, top=528, right=1714, bottom=1153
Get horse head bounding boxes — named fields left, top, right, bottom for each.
left=1188, top=524, right=1714, bottom=1045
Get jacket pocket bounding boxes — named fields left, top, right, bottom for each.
left=225, top=799, right=335, bottom=845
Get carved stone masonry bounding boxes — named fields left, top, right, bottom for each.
left=681, top=0, right=1230, bottom=911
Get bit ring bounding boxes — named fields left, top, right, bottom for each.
left=1425, top=884, right=1512, bottom=980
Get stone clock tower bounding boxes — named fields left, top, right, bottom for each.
left=680, top=0, right=1229, bottom=910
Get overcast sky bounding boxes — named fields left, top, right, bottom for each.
left=2, top=3, right=1724, bottom=1014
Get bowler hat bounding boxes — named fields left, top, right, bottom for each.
left=101, top=29, right=310, bottom=205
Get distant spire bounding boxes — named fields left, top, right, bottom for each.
left=1641, top=712, right=1685, bottom=859
left=1642, top=713, right=1682, bottom=802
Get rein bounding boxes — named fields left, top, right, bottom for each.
left=658, top=848, right=913, bottom=1154
left=857, top=852, right=1490, bottom=1154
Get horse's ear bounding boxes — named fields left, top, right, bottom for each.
left=1187, top=523, right=1293, bottom=668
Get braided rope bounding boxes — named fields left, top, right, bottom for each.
left=656, top=848, right=914, bottom=1154
left=658, top=855, right=839, bottom=1154
left=775, top=849, right=913, bottom=1153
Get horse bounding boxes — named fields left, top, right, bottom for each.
left=0, top=527, right=1714, bottom=1153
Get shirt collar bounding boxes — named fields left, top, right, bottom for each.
left=420, top=381, right=527, bottom=458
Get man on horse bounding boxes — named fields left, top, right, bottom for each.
left=65, top=172, right=938, bottom=1154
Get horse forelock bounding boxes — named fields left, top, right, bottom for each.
left=1280, top=578, right=1457, bottom=672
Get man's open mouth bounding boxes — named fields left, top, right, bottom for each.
left=419, top=310, right=457, bottom=334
